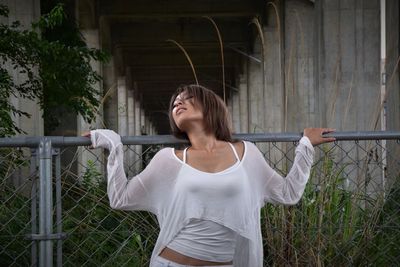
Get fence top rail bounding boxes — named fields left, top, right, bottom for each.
left=0, top=131, right=399, bottom=148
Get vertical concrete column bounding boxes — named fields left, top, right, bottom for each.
left=284, top=0, right=316, bottom=132
left=247, top=47, right=263, bottom=134
left=117, top=76, right=128, bottom=136
left=231, top=90, right=241, bottom=133
left=314, top=0, right=381, bottom=191
left=77, top=28, right=104, bottom=182
left=227, top=93, right=234, bottom=127
left=133, top=84, right=141, bottom=137
left=249, top=34, right=267, bottom=152
left=6, top=0, right=42, bottom=193
left=264, top=2, right=284, bottom=133
left=97, top=0, right=116, bottom=130
left=7, top=0, right=43, bottom=137
left=140, top=107, right=145, bottom=135
left=386, top=0, right=399, bottom=132
left=103, top=57, right=117, bottom=130
left=78, top=29, right=103, bottom=132
left=117, top=76, right=129, bottom=176
left=127, top=90, right=135, bottom=136
left=126, top=67, right=133, bottom=135
left=127, top=89, right=135, bottom=177
left=386, top=0, right=400, bottom=190
left=239, top=62, right=249, bottom=133
left=316, top=0, right=380, bottom=131
left=152, top=122, right=157, bottom=135
left=150, top=122, right=156, bottom=135
left=133, top=82, right=142, bottom=171
left=144, top=117, right=151, bottom=135
left=134, top=103, right=141, bottom=137
left=148, top=122, right=153, bottom=135
left=262, top=2, right=285, bottom=168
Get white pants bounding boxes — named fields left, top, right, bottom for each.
left=151, top=256, right=234, bottom=267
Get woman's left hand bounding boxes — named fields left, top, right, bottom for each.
left=303, top=128, right=336, bottom=146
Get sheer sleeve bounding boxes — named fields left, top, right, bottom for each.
left=245, top=137, right=315, bottom=206
left=90, top=129, right=174, bottom=215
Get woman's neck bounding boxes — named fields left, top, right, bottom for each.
left=186, top=130, right=220, bottom=152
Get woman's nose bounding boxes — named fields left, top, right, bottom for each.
left=174, top=99, right=183, bottom=106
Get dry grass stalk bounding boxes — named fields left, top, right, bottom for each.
left=166, top=39, right=199, bottom=85
left=371, top=55, right=400, bottom=130
left=203, top=16, right=226, bottom=103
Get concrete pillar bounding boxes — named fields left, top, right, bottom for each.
left=313, top=0, right=382, bottom=193
left=150, top=122, right=156, bottom=135
left=145, top=117, right=151, bottom=135
left=385, top=0, right=400, bottom=190
left=127, top=88, right=135, bottom=176
left=7, top=0, right=43, bottom=137
left=247, top=47, right=263, bottom=134
left=75, top=27, right=104, bottom=182
left=148, top=122, right=153, bottom=135
left=128, top=90, right=135, bottom=136
left=231, top=90, right=241, bottom=134
left=133, top=82, right=142, bottom=171
left=284, top=0, right=316, bottom=132
left=238, top=65, right=249, bottom=133
left=140, top=106, right=145, bottom=135
left=77, top=29, right=103, bottom=137
left=153, top=123, right=158, bottom=135
left=134, top=102, right=141, bottom=136
left=116, top=75, right=129, bottom=180
left=315, top=0, right=380, bottom=132
left=386, top=0, right=400, bottom=132
left=264, top=1, right=284, bottom=133
left=103, top=57, right=118, bottom=131
left=5, top=0, right=42, bottom=193
left=103, top=45, right=127, bottom=132
left=117, top=76, right=128, bottom=136
left=227, top=93, right=233, bottom=128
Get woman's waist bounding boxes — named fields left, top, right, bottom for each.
left=159, top=247, right=233, bottom=266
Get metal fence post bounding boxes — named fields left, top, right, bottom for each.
left=54, top=148, right=62, bottom=267
left=30, top=148, right=39, bottom=267
left=39, top=138, right=53, bottom=267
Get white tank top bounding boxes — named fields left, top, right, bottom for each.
left=167, top=143, right=240, bottom=262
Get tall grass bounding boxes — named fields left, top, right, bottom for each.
left=261, top=145, right=398, bottom=266
left=1, top=141, right=399, bottom=266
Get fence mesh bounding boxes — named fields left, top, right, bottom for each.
left=1, top=137, right=399, bottom=266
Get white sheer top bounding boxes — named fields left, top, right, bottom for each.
left=167, top=143, right=240, bottom=262
left=90, top=129, right=315, bottom=267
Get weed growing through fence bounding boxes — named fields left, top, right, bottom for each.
left=0, top=148, right=32, bottom=266
left=60, top=160, right=158, bottom=266
left=261, top=144, right=399, bottom=266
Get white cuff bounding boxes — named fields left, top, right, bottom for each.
left=300, top=136, right=314, bottom=150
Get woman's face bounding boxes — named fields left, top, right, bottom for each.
left=172, top=91, right=204, bottom=131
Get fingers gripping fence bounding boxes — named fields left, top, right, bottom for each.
left=0, top=132, right=399, bottom=266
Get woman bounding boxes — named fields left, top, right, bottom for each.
left=85, top=84, right=335, bottom=267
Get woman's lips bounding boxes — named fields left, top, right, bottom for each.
left=176, top=107, right=186, bottom=115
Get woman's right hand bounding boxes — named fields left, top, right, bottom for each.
left=83, top=129, right=121, bottom=150
left=81, top=131, right=93, bottom=149
left=303, top=128, right=336, bottom=146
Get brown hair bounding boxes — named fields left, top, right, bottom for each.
left=169, top=84, right=233, bottom=142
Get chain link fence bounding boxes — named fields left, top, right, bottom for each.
left=1, top=132, right=399, bottom=266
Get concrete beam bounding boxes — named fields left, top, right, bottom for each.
left=98, top=0, right=262, bottom=18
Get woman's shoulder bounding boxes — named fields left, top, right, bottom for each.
left=152, top=147, right=174, bottom=159
left=173, top=149, right=184, bottom=161
left=234, top=140, right=261, bottom=157
left=151, top=146, right=187, bottom=164
left=232, top=140, right=245, bottom=160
